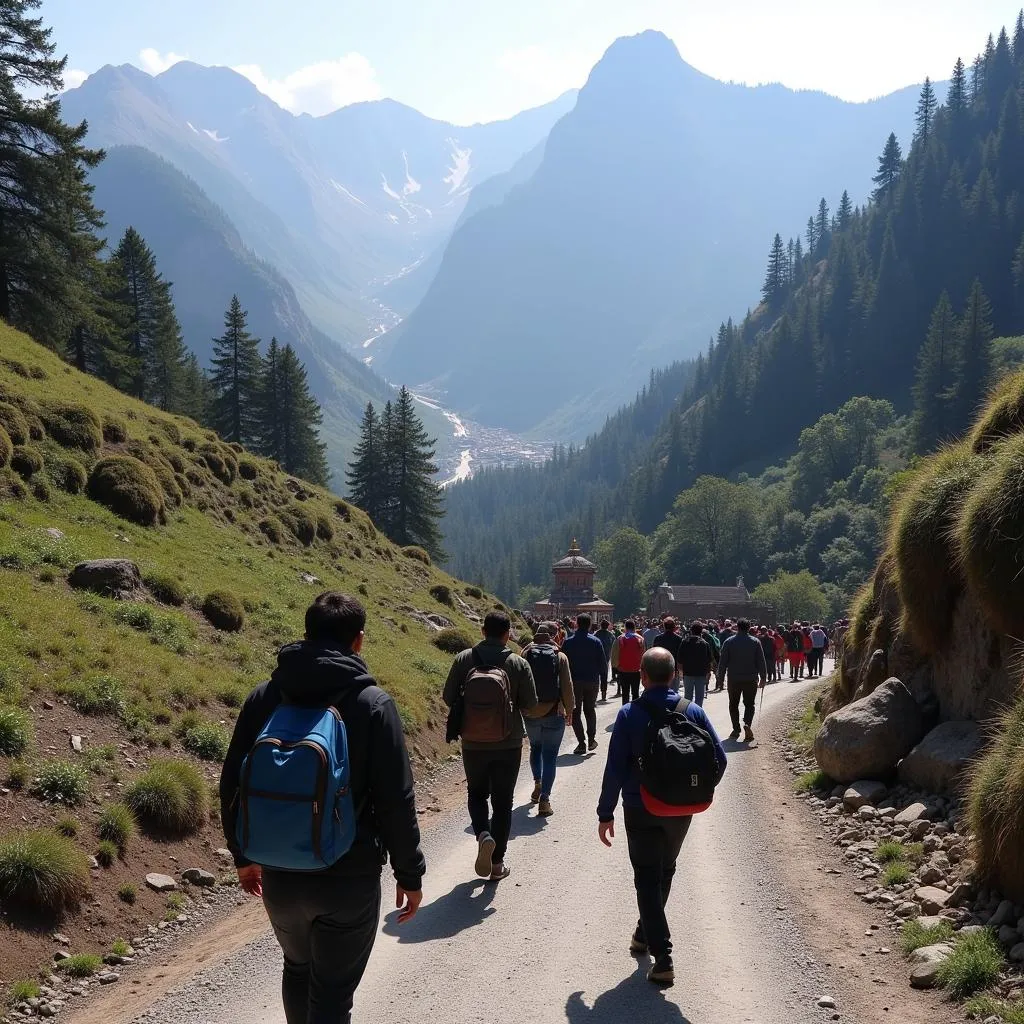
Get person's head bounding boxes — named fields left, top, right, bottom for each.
left=737, top=619, right=750, bottom=633
left=690, top=621, right=704, bottom=636
left=576, top=613, right=592, bottom=633
left=641, top=647, right=676, bottom=688
left=534, top=622, right=554, bottom=643
left=663, top=617, right=677, bottom=633
left=482, top=610, right=512, bottom=643
left=600, top=618, right=610, bottom=630
left=659, top=613, right=667, bottom=623
left=624, top=618, right=636, bottom=632
left=305, top=592, right=366, bottom=651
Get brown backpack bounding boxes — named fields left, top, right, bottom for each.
left=460, top=650, right=513, bottom=743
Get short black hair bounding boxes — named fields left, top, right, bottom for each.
left=663, top=617, right=677, bottom=632
left=600, top=618, right=610, bottom=629
left=483, top=610, right=511, bottom=639
left=305, top=592, right=366, bottom=646
left=624, top=618, right=636, bottom=630
left=691, top=621, right=704, bottom=636
left=737, top=618, right=750, bottom=632
left=576, top=613, right=592, bottom=632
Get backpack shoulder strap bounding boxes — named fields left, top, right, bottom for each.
left=675, top=697, right=692, bottom=715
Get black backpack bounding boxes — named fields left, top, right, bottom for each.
left=678, top=635, right=712, bottom=677
left=638, top=697, right=718, bottom=813
left=524, top=644, right=561, bottom=703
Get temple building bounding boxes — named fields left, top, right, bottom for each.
left=532, top=539, right=615, bottom=622
left=646, top=578, right=773, bottom=623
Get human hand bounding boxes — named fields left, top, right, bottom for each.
left=599, top=820, right=615, bottom=847
left=396, top=885, right=422, bottom=924
left=237, top=864, right=263, bottom=897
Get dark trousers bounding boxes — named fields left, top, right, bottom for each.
left=572, top=681, right=599, bottom=745
left=619, top=671, right=641, bottom=705
left=728, top=677, right=758, bottom=731
left=462, top=746, right=522, bottom=863
left=624, top=805, right=692, bottom=957
left=809, top=648, right=824, bottom=675
left=262, top=869, right=381, bottom=1024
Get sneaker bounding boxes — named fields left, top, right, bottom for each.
left=573, top=744, right=586, bottom=755
left=489, top=862, right=511, bottom=882
left=647, top=955, right=674, bottom=985
left=588, top=739, right=599, bottom=752
left=538, top=798, right=553, bottom=817
left=629, top=930, right=649, bottom=956
left=530, top=780, right=541, bottom=805
left=744, top=725, right=755, bottom=743
left=728, top=729, right=740, bottom=740
left=475, top=832, right=496, bottom=878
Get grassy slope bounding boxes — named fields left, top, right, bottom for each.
left=0, top=324, right=519, bottom=993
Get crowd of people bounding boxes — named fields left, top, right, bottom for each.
left=218, top=592, right=843, bottom=1023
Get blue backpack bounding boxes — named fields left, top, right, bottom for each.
left=236, top=704, right=356, bottom=870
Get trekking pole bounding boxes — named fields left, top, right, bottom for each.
left=759, top=679, right=766, bottom=714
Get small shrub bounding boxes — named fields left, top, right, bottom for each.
left=57, top=674, right=124, bottom=716
left=402, top=545, right=431, bottom=566
left=144, top=571, right=187, bottom=606
left=55, top=817, right=80, bottom=838
left=96, top=803, right=136, bottom=853
left=56, top=953, right=103, bottom=979
left=87, top=456, right=165, bottom=526
left=936, top=929, right=1006, bottom=999
left=284, top=505, right=316, bottom=546
left=101, top=414, right=129, bottom=444
left=238, top=459, right=259, bottom=481
left=200, top=445, right=236, bottom=485
left=315, top=513, right=334, bottom=541
left=49, top=457, right=87, bottom=495
left=0, top=468, right=28, bottom=499
left=964, top=996, right=1024, bottom=1022
left=41, top=402, right=102, bottom=453
left=10, top=444, right=43, bottom=479
left=10, top=978, right=41, bottom=1002
left=334, top=499, right=350, bottom=520
left=114, top=602, right=157, bottom=632
left=875, top=840, right=907, bottom=863
left=464, top=585, right=483, bottom=599
left=95, top=839, right=117, bottom=867
left=110, top=937, right=131, bottom=957
left=429, top=584, right=453, bottom=607
left=116, top=882, right=137, bottom=904
left=0, top=705, right=32, bottom=757
left=6, top=759, right=30, bottom=790
left=881, top=861, right=911, bottom=887
left=124, top=758, right=208, bottom=834
left=259, top=516, right=284, bottom=543
left=0, top=425, right=11, bottom=468
left=215, top=682, right=249, bottom=709
left=432, top=627, right=474, bottom=655
left=182, top=721, right=228, bottom=761
left=0, top=402, right=28, bottom=444
left=30, top=759, right=89, bottom=806
left=357, top=583, right=369, bottom=596
left=0, top=828, right=90, bottom=914
left=202, top=589, right=245, bottom=632
left=793, top=769, right=830, bottom=794
left=899, top=918, right=954, bottom=955
left=32, top=478, right=51, bottom=501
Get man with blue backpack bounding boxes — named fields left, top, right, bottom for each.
left=220, top=592, right=425, bottom=1024
left=597, top=647, right=727, bottom=986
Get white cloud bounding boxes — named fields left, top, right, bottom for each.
left=62, top=68, right=88, bottom=91
left=139, top=48, right=190, bottom=75
left=232, top=54, right=382, bottom=116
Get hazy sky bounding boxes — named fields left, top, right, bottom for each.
left=47, top=0, right=1022, bottom=124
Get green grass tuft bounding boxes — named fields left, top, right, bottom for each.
left=124, top=758, right=208, bottom=835
left=110, top=938, right=131, bottom=957
left=881, top=861, right=911, bottom=887
left=0, top=705, right=32, bottom=756
left=793, top=769, right=830, bottom=793
left=201, top=589, right=245, bottom=632
left=56, top=953, right=103, bottom=979
left=937, top=929, right=1006, bottom=999
left=116, top=882, right=137, bottom=904
left=0, top=828, right=90, bottom=914
left=96, top=802, right=136, bottom=853
left=899, top=918, right=954, bottom=954
left=10, top=977, right=41, bottom=1002
left=144, top=571, right=187, bottom=606
left=56, top=674, right=125, bottom=716
left=94, top=839, right=117, bottom=867
left=182, top=721, right=228, bottom=761
left=965, top=995, right=1024, bottom=1022
left=29, top=759, right=89, bottom=806
left=401, top=545, right=431, bottom=566
left=432, top=627, right=473, bottom=655
left=55, top=816, right=80, bottom=838
left=876, top=840, right=907, bottom=863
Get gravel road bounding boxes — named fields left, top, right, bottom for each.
left=127, top=671, right=899, bottom=1024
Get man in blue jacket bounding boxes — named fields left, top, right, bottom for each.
left=561, top=613, right=608, bottom=755
left=597, top=647, right=727, bottom=986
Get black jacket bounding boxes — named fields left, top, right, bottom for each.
left=219, top=640, right=426, bottom=891
left=677, top=635, right=713, bottom=676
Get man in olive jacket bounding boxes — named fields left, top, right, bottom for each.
left=443, top=610, right=537, bottom=881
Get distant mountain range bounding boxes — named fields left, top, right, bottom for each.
left=377, top=31, right=938, bottom=437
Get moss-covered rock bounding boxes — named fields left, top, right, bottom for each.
left=49, top=457, right=87, bottom=495
left=101, top=414, right=129, bottom=444
left=284, top=505, right=316, bottom=546
left=41, top=403, right=102, bottom=453
left=402, top=545, right=431, bottom=566
left=87, top=456, right=165, bottom=527
left=0, top=424, right=11, bottom=468
left=0, top=401, right=29, bottom=445
left=969, top=369, right=1024, bottom=453
left=11, top=444, right=43, bottom=479
left=201, top=590, right=245, bottom=632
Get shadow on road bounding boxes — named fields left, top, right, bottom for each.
left=381, top=879, right=496, bottom=943
left=556, top=750, right=590, bottom=767
left=511, top=802, right=550, bottom=837
left=565, top=963, right=692, bottom=1023
left=721, top=738, right=756, bottom=755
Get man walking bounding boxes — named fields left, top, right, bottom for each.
left=443, top=611, right=538, bottom=881
left=809, top=623, right=828, bottom=677
left=611, top=619, right=645, bottom=705
left=716, top=619, right=768, bottom=742
left=520, top=621, right=574, bottom=817
left=597, top=648, right=727, bottom=985
left=677, top=621, right=715, bottom=707
left=562, top=613, right=608, bottom=754
left=642, top=616, right=664, bottom=651
left=220, top=592, right=425, bottom=1024
left=595, top=618, right=616, bottom=702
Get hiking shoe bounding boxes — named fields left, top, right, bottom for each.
left=648, top=956, right=674, bottom=985
left=588, top=739, right=599, bottom=752
left=629, top=931, right=649, bottom=956
left=489, top=862, right=511, bottom=882
left=530, top=780, right=542, bottom=805
left=538, top=798, right=553, bottom=817
left=744, top=725, right=755, bottom=743
left=475, top=832, right=496, bottom=878
left=573, top=744, right=586, bottom=755
left=728, top=729, right=740, bottom=740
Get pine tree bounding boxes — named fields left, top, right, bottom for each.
left=258, top=340, right=328, bottom=484
left=1014, top=11, right=1024, bottom=64
left=953, top=279, right=994, bottom=431
left=914, top=77, right=937, bottom=143
left=209, top=295, right=262, bottom=445
left=1014, top=233, right=1024, bottom=329
left=911, top=292, right=958, bottom=451
left=388, top=386, right=444, bottom=557
left=67, top=254, right=129, bottom=386
left=815, top=198, right=830, bottom=253
left=178, top=353, right=213, bottom=425
left=805, top=215, right=818, bottom=256
left=836, top=190, right=853, bottom=231
left=762, top=233, right=787, bottom=305
left=872, top=133, right=903, bottom=202
left=0, top=0, right=105, bottom=347
left=346, top=402, right=387, bottom=525
left=949, top=58, right=968, bottom=114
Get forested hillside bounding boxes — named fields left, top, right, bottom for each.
left=445, top=13, right=1024, bottom=614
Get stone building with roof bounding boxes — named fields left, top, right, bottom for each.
left=532, top=540, right=615, bottom=622
left=646, top=578, right=773, bottom=623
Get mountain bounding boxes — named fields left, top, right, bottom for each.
left=379, top=31, right=936, bottom=436
left=89, top=145, right=394, bottom=478
left=61, top=66, right=575, bottom=345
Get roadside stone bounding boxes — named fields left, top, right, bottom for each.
left=145, top=873, right=178, bottom=893
left=910, top=961, right=944, bottom=989
left=916, top=887, right=951, bottom=914
left=97, top=972, right=120, bottom=985
left=70, top=734, right=83, bottom=753
left=895, top=802, right=929, bottom=825
left=998, top=925, right=1020, bottom=946
left=907, top=819, right=931, bottom=840
left=914, top=915, right=943, bottom=930
left=857, top=805, right=879, bottom=821
left=919, top=865, right=943, bottom=885
left=68, top=558, right=143, bottom=599
left=989, top=900, right=1016, bottom=928
left=182, top=868, right=216, bottom=887
left=898, top=721, right=984, bottom=794
left=910, top=941, right=954, bottom=964
left=52, top=933, right=70, bottom=945
left=843, top=780, right=889, bottom=810
left=1009, top=942, right=1024, bottom=963
left=816, top=995, right=836, bottom=1008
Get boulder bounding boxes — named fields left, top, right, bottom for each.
left=910, top=941, right=954, bottom=965
left=144, top=873, right=178, bottom=893
left=68, top=559, right=142, bottom=599
left=988, top=899, right=1016, bottom=928
left=1010, top=943, right=1024, bottom=963
left=843, top=780, right=889, bottom=810
left=898, top=721, right=984, bottom=794
left=894, top=802, right=929, bottom=825
left=909, top=962, right=943, bottom=989
left=915, top=887, right=951, bottom=914
left=182, top=868, right=216, bottom=887
left=814, top=679, right=927, bottom=783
